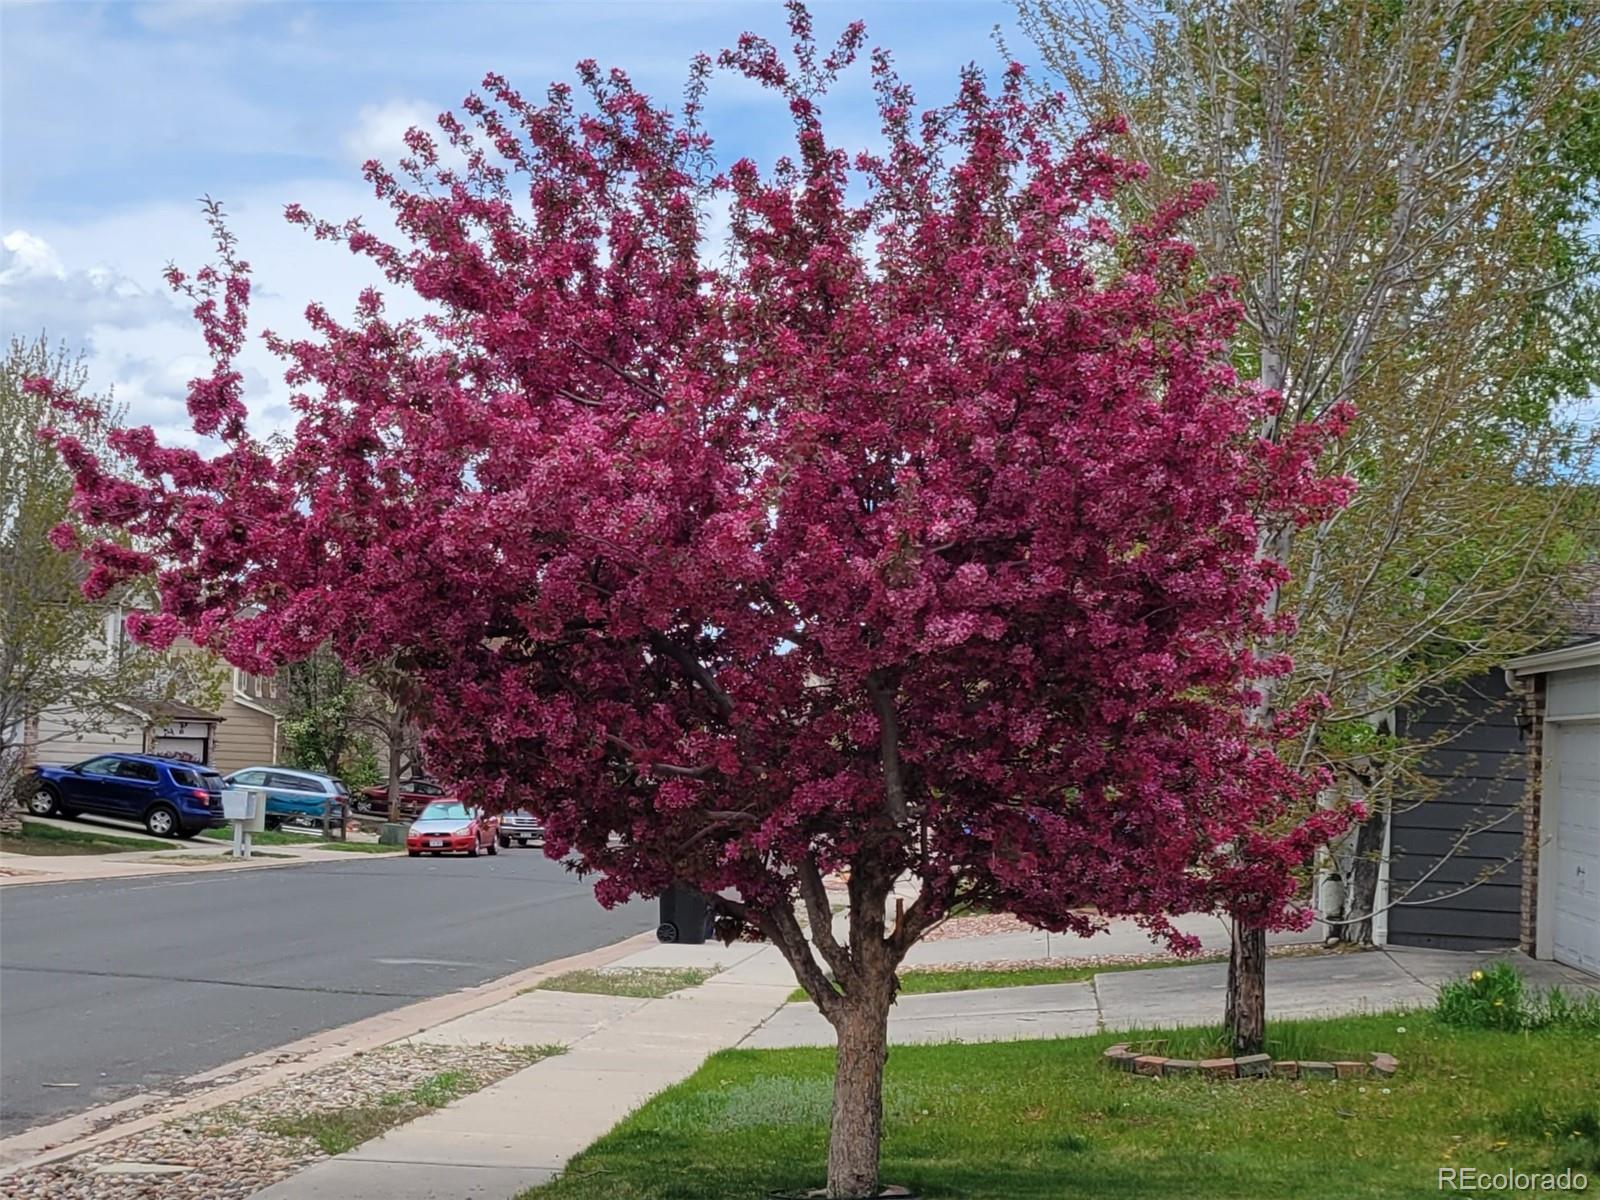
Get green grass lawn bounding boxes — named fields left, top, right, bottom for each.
left=1, top=820, right=172, bottom=855
left=530, top=967, right=718, bottom=999
left=198, top=827, right=402, bottom=852
left=786, top=956, right=1229, bottom=1003
left=520, top=1013, right=1600, bottom=1200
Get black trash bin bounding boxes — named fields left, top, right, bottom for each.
left=657, top=884, right=710, bottom=944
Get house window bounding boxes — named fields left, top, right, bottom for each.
left=233, top=669, right=278, bottom=702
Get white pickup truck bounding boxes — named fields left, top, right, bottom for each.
left=496, top=809, right=543, bottom=848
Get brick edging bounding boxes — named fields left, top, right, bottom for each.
left=1103, top=1043, right=1398, bottom=1080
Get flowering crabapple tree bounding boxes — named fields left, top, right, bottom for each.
left=39, top=9, right=1354, bottom=1196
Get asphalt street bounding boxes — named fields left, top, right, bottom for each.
left=0, top=848, right=653, bottom=1136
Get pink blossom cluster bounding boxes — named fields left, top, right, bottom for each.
left=37, top=6, right=1352, bottom=943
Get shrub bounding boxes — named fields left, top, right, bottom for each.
left=1436, top=963, right=1528, bottom=1030
left=1436, top=963, right=1600, bottom=1032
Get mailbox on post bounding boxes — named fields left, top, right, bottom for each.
left=220, top=787, right=267, bottom=857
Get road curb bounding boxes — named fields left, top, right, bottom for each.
left=0, top=847, right=395, bottom=888
left=0, top=929, right=656, bottom=1176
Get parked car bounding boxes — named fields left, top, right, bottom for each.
left=356, top=777, right=450, bottom=818
left=29, top=754, right=227, bottom=838
left=222, top=766, right=349, bottom=832
left=496, top=810, right=543, bottom=849
left=406, top=801, right=499, bottom=857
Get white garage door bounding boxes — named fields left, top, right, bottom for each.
left=153, top=736, right=207, bottom=763
left=1552, top=720, right=1600, bottom=976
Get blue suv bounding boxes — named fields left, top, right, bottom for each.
left=29, top=754, right=228, bottom=839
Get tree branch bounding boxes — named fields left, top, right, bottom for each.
left=556, top=387, right=607, bottom=409
left=758, top=903, right=842, bottom=1022
left=603, top=733, right=716, bottom=778
left=797, top=856, right=855, bottom=984
left=888, top=881, right=946, bottom=961
left=649, top=633, right=734, bottom=721
left=865, top=670, right=909, bottom=824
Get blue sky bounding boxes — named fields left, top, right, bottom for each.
left=1, top=0, right=1029, bottom=444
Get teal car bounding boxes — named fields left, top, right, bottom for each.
left=222, top=766, right=349, bottom=832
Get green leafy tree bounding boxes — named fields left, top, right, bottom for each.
left=279, top=648, right=414, bottom=805
left=0, top=336, right=221, bottom=830
left=1017, top=0, right=1600, bottom=1051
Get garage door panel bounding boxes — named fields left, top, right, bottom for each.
left=1551, top=721, right=1599, bottom=977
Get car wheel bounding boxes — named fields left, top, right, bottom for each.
left=487, top=839, right=498, bottom=856
left=28, top=786, right=60, bottom=817
left=496, top=834, right=510, bottom=849
left=466, top=843, right=479, bottom=857
left=407, top=849, right=421, bottom=857
left=264, top=816, right=283, bottom=831
left=144, top=804, right=179, bottom=838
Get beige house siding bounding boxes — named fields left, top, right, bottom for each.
left=22, top=623, right=280, bottom=773
left=31, top=708, right=145, bottom=766
left=211, top=696, right=279, bottom=774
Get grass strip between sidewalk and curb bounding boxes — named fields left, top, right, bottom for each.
left=198, top=827, right=403, bottom=852
left=248, top=1043, right=565, bottom=1155
left=520, top=1012, right=1600, bottom=1200
left=5, top=1042, right=569, bottom=1198
left=529, top=967, right=720, bottom=999
left=1, top=821, right=173, bottom=855
left=263, top=1063, right=503, bottom=1154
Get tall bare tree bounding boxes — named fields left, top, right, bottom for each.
left=354, top=664, right=423, bottom=824
left=1016, top=0, right=1600, bottom=1051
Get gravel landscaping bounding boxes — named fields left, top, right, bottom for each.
left=920, top=912, right=1068, bottom=941
left=3, top=1042, right=556, bottom=1200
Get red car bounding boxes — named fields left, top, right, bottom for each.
left=358, top=778, right=449, bottom=817
left=405, top=801, right=500, bottom=857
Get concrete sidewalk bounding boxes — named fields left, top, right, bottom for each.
left=250, top=939, right=795, bottom=1200
left=745, top=944, right=1600, bottom=1048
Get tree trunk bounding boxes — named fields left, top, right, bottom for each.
left=827, top=994, right=892, bottom=1199
left=1341, top=805, right=1386, bottom=945
left=1225, top=922, right=1267, bottom=1056
left=0, top=746, right=25, bottom=835
left=386, top=730, right=403, bottom=824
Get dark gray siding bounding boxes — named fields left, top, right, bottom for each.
left=1387, top=672, right=1525, bottom=951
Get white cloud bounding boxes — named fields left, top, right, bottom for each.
left=133, top=1, right=259, bottom=33
left=1, top=180, right=417, bottom=450
left=343, top=99, right=445, bottom=167
left=1, top=230, right=64, bottom=280
left=0, top=229, right=183, bottom=348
